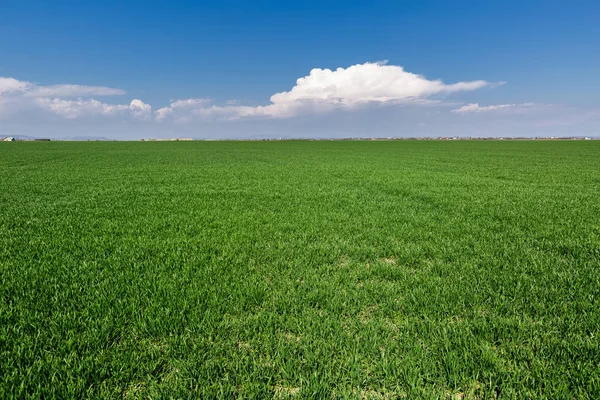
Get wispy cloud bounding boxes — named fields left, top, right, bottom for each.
left=452, top=103, right=540, bottom=114
left=34, top=98, right=151, bottom=119
left=23, top=84, right=125, bottom=98
left=0, top=77, right=124, bottom=97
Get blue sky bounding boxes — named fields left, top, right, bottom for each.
left=1, top=0, right=599, bottom=139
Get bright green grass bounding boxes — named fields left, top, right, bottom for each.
left=1, top=141, right=599, bottom=398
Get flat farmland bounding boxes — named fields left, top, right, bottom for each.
left=1, top=140, right=599, bottom=398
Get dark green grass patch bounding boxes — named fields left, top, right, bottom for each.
left=1, top=140, right=599, bottom=398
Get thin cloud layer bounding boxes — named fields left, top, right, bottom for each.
left=0, top=77, right=125, bottom=98
left=452, top=103, right=539, bottom=114
left=35, top=98, right=151, bottom=119
left=24, top=84, right=125, bottom=98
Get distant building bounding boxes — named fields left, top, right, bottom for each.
left=3, top=137, right=15, bottom=141
left=34, top=138, right=51, bottom=141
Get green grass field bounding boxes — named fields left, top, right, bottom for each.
left=1, top=141, right=599, bottom=398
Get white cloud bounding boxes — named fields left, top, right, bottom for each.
left=0, top=76, right=144, bottom=120
left=35, top=98, right=151, bottom=119
left=269, top=61, right=488, bottom=108
left=0, top=77, right=124, bottom=97
left=156, top=98, right=212, bottom=121
left=258, top=61, right=490, bottom=117
left=129, top=99, right=152, bottom=118
left=452, top=103, right=539, bottom=113
left=157, top=61, right=492, bottom=121
left=169, top=98, right=212, bottom=108
left=0, top=77, right=31, bottom=94
left=155, top=107, right=173, bottom=121
left=24, top=84, right=125, bottom=98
